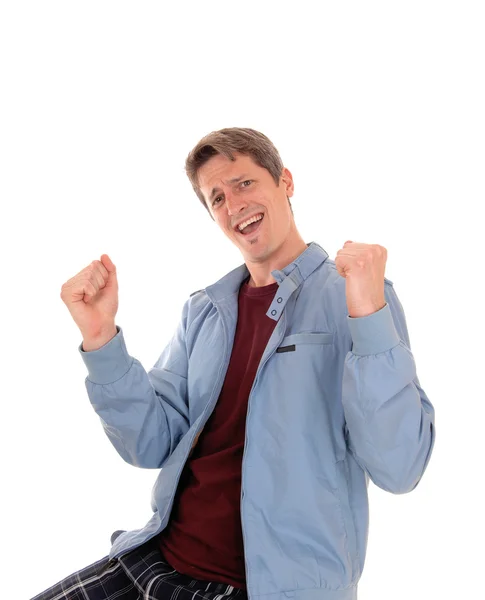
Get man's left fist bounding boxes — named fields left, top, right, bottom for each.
left=335, top=241, right=387, bottom=318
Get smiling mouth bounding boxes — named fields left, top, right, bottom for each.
left=237, top=214, right=264, bottom=236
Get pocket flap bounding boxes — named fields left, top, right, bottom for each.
left=279, top=332, right=334, bottom=347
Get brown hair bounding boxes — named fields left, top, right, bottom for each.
left=185, top=127, right=292, bottom=219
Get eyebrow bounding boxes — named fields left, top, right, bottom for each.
left=209, top=174, right=249, bottom=201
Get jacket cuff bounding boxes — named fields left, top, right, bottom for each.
left=346, top=303, right=401, bottom=356
left=78, top=325, right=133, bottom=384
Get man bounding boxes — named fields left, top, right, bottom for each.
left=34, top=127, right=435, bottom=600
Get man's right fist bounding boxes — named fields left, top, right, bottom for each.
left=60, top=254, right=119, bottom=343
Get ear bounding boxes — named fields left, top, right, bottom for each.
left=281, top=167, right=295, bottom=197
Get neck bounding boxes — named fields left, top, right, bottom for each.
left=246, top=230, right=308, bottom=287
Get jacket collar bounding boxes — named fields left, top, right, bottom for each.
left=205, top=241, right=329, bottom=304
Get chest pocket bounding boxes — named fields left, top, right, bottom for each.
left=276, top=332, right=334, bottom=352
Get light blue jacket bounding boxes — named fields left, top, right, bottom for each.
left=79, top=241, right=435, bottom=600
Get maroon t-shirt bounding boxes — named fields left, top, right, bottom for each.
left=157, top=277, right=279, bottom=589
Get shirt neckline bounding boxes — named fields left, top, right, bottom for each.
left=240, top=277, right=279, bottom=297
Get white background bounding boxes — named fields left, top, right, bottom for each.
left=1, top=1, right=483, bottom=598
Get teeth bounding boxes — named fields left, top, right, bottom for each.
left=238, top=214, right=263, bottom=232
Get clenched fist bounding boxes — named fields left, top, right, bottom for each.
left=335, top=241, right=387, bottom=318
left=60, top=254, right=119, bottom=349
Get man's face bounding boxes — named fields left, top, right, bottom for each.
left=197, top=152, right=295, bottom=264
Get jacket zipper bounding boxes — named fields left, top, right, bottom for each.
left=240, top=313, right=286, bottom=592
left=112, top=303, right=287, bottom=574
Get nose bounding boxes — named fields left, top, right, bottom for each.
left=225, top=191, right=248, bottom=216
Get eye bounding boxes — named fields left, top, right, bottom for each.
left=212, top=181, right=252, bottom=207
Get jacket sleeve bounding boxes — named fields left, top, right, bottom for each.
left=78, top=299, right=192, bottom=469
left=341, top=283, right=436, bottom=494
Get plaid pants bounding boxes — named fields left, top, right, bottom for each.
left=30, top=535, right=248, bottom=600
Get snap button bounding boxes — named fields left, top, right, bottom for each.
left=277, top=297, right=282, bottom=303
left=271, top=310, right=277, bottom=316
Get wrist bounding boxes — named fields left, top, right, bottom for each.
left=82, top=325, right=117, bottom=352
